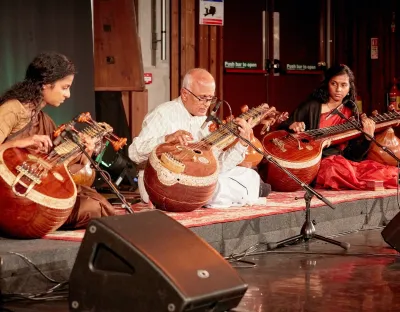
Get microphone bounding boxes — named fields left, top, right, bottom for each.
left=325, top=103, right=344, bottom=120
left=61, top=126, right=80, bottom=144
left=201, top=100, right=222, bottom=129
left=346, top=100, right=357, bottom=110
left=325, top=100, right=357, bottom=120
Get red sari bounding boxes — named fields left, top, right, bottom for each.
left=316, top=108, right=398, bottom=190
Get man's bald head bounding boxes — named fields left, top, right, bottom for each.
left=182, top=68, right=215, bottom=90
left=181, top=68, right=216, bottom=116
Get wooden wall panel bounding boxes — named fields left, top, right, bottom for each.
left=198, top=26, right=210, bottom=69
left=131, top=90, right=149, bottom=137
left=121, top=90, right=148, bottom=137
left=209, top=27, right=218, bottom=80
left=93, top=0, right=147, bottom=139
left=171, top=0, right=224, bottom=100
left=216, top=27, right=224, bottom=101
left=179, top=0, right=187, bottom=82
left=93, top=0, right=144, bottom=91
left=180, top=0, right=196, bottom=82
left=170, top=0, right=180, bottom=99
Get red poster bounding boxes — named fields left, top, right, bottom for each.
left=371, top=38, right=378, bottom=59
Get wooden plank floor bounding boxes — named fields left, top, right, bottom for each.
left=2, top=228, right=400, bottom=312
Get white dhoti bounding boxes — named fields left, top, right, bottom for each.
left=205, top=166, right=266, bottom=208
left=137, top=170, right=150, bottom=203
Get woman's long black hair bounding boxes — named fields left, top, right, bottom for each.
left=310, top=64, right=357, bottom=107
left=0, top=51, right=76, bottom=108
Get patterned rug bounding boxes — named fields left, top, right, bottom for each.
left=43, top=188, right=399, bottom=242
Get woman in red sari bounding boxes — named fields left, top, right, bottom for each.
left=279, top=64, right=397, bottom=190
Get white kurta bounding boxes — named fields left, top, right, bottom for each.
left=129, top=97, right=266, bottom=207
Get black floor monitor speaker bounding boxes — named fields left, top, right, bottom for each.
left=69, top=210, right=248, bottom=312
left=382, top=212, right=400, bottom=252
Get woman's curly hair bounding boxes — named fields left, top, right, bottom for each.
left=310, top=64, right=357, bottom=107
left=0, top=51, right=76, bottom=107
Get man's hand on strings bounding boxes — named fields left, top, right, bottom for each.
left=165, top=130, right=194, bottom=146
left=260, top=117, right=276, bottom=135
left=235, top=117, right=253, bottom=146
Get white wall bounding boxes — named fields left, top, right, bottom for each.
left=138, top=0, right=170, bottom=112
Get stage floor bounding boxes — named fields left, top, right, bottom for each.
left=43, top=188, right=400, bottom=256
left=2, top=228, right=400, bottom=312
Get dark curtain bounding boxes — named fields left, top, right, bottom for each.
left=95, top=91, right=132, bottom=153
left=0, top=0, right=94, bottom=125
left=94, top=91, right=136, bottom=190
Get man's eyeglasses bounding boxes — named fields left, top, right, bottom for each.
left=184, top=87, right=217, bottom=105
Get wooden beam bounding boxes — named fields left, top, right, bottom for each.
left=209, top=26, right=217, bottom=82
left=121, top=91, right=130, bottom=126
left=170, top=0, right=180, bottom=99
left=180, top=0, right=196, bottom=81
left=186, top=0, right=196, bottom=72
left=131, top=90, right=148, bottom=137
left=216, top=26, right=224, bottom=100
left=121, top=90, right=148, bottom=138
left=198, top=25, right=210, bottom=69
left=180, top=0, right=187, bottom=82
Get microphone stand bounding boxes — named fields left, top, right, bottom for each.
left=209, top=115, right=350, bottom=250
left=335, top=109, right=400, bottom=163
left=63, top=132, right=133, bottom=214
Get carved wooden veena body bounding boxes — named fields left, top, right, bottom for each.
left=262, top=109, right=400, bottom=192
left=367, top=127, right=400, bottom=166
left=71, top=162, right=97, bottom=186
left=0, top=113, right=126, bottom=238
left=144, top=104, right=282, bottom=212
left=238, top=134, right=264, bottom=168
left=0, top=143, right=78, bottom=238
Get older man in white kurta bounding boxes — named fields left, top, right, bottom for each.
left=129, top=96, right=266, bottom=207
